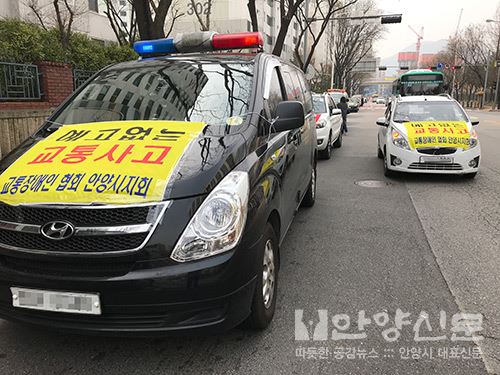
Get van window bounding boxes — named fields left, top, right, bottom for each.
left=51, top=60, right=254, bottom=127
left=296, top=71, right=313, bottom=113
left=265, top=67, right=285, bottom=118
left=281, top=65, right=303, bottom=103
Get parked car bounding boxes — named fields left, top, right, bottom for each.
left=313, top=93, right=343, bottom=159
left=348, top=99, right=360, bottom=113
left=376, top=97, right=386, bottom=105
left=0, top=32, right=318, bottom=335
left=377, top=95, right=480, bottom=178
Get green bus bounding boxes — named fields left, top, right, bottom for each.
left=392, top=69, right=447, bottom=96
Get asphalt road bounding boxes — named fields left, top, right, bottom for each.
left=0, top=105, right=498, bottom=375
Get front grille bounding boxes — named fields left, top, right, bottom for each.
left=417, top=148, right=457, bottom=155
left=0, top=229, right=147, bottom=253
left=408, top=162, right=463, bottom=171
left=0, top=204, right=150, bottom=226
left=0, top=255, right=133, bottom=277
left=0, top=202, right=167, bottom=255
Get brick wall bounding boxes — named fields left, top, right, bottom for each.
left=0, top=61, right=73, bottom=111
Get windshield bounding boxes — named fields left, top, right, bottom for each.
left=329, top=93, right=345, bottom=104
left=313, top=96, right=327, bottom=113
left=51, top=60, right=254, bottom=127
left=393, top=101, right=468, bottom=122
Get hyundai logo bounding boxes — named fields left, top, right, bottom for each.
left=40, top=221, right=75, bottom=240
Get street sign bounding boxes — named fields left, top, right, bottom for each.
left=353, top=59, right=377, bottom=73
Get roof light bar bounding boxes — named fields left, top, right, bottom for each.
left=133, top=32, right=263, bottom=57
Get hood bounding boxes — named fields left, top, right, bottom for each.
left=0, top=121, right=248, bottom=205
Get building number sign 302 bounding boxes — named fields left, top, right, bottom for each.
left=187, top=1, right=212, bottom=15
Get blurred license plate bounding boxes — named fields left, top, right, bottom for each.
left=420, top=156, right=453, bottom=164
left=11, top=287, right=101, bottom=315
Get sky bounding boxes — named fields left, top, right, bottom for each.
left=374, top=0, right=500, bottom=59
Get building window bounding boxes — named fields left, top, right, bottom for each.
left=119, top=0, right=126, bottom=5
left=88, top=0, right=98, bottom=12
left=266, top=34, right=273, bottom=45
left=293, top=36, right=297, bottom=45
left=267, top=0, right=273, bottom=6
left=266, top=15, right=273, bottom=26
left=247, top=20, right=252, bottom=32
left=293, top=22, right=298, bottom=30
left=119, top=11, right=127, bottom=16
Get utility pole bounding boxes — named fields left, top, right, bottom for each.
left=302, top=0, right=310, bottom=74
left=330, top=19, right=335, bottom=88
left=482, top=54, right=490, bottom=109
left=452, top=8, right=463, bottom=97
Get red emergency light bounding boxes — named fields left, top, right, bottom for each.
left=212, top=32, right=264, bottom=50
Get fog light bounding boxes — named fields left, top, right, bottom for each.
left=393, top=157, right=402, bottom=166
left=469, top=159, right=478, bottom=168
left=317, top=139, right=323, bottom=146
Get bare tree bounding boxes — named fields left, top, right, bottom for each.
left=292, top=0, right=358, bottom=72
left=102, top=0, right=138, bottom=46
left=272, top=0, right=308, bottom=57
left=25, top=0, right=87, bottom=52
left=133, top=0, right=175, bottom=40
left=189, top=0, right=212, bottom=31
left=247, top=0, right=258, bottom=32
left=332, top=0, right=384, bottom=88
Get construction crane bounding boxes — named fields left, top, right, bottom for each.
left=408, top=25, right=424, bottom=68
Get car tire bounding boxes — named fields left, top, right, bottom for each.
left=377, top=143, right=384, bottom=159
left=333, top=131, right=343, bottom=148
left=319, top=134, right=332, bottom=159
left=245, top=223, right=279, bottom=330
left=383, top=150, right=394, bottom=177
left=464, top=172, right=477, bottom=179
left=301, top=164, right=316, bottom=207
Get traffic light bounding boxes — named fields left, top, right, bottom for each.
left=381, top=14, right=402, bottom=24
left=378, top=66, right=387, bottom=71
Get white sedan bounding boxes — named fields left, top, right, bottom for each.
left=377, top=95, right=480, bottom=178
left=313, top=93, right=343, bottom=159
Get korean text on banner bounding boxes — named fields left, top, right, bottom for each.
left=404, top=121, right=470, bottom=150
left=0, top=121, right=205, bottom=205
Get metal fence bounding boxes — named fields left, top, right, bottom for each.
left=73, top=69, right=95, bottom=90
left=0, top=62, right=42, bottom=101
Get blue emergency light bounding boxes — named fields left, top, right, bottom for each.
left=134, top=38, right=176, bottom=55
left=133, top=32, right=263, bottom=57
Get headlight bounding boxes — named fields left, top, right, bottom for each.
left=316, top=119, right=327, bottom=129
left=469, top=129, right=479, bottom=148
left=391, top=129, right=410, bottom=150
left=170, top=171, right=249, bottom=262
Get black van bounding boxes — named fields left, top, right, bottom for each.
left=0, top=32, right=317, bottom=334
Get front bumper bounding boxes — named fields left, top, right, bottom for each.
left=386, top=143, right=481, bottom=174
left=0, top=238, right=261, bottom=336
left=316, top=126, right=330, bottom=150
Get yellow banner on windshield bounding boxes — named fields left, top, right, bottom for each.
left=404, top=121, right=470, bottom=150
left=0, top=121, right=205, bottom=205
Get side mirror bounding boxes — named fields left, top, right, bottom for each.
left=331, top=108, right=342, bottom=116
left=272, top=101, right=304, bottom=132
left=376, top=117, right=388, bottom=126
left=470, top=117, right=479, bottom=126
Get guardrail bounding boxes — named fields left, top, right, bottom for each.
left=0, top=62, right=42, bottom=101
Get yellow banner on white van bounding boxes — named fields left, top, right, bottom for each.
left=0, top=120, right=205, bottom=204
left=404, top=121, right=470, bottom=149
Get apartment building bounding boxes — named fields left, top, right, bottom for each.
left=0, top=0, right=118, bottom=42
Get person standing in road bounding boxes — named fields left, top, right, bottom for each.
left=337, top=96, right=348, bottom=134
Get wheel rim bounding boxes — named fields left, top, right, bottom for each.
left=262, top=239, right=275, bottom=309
